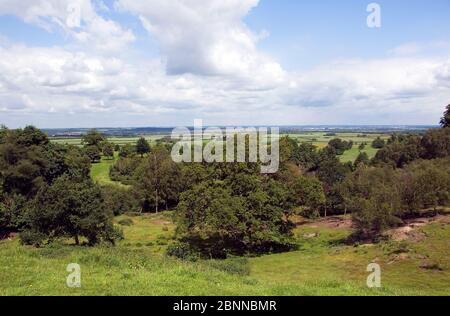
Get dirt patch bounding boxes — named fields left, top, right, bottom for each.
left=386, top=214, right=450, bottom=242
left=300, top=216, right=353, bottom=230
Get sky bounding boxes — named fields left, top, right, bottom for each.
left=0, top=0, right=449, bottom=128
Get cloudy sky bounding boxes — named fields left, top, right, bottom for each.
left=0, top=0, right=449, bottom=128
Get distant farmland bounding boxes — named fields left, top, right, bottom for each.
left=50, top=131, right=389, bottom=163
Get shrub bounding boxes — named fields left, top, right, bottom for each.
left=167, top=242, right=199, bottom=261
left=19, top=230, right=47, bottom=247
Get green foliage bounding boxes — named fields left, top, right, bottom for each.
left=82, top=129, right=105, bottom=148
left=372, top=137, right=386, bottom=149
left=22, top=176, right=120, bottom=246
left=84, top=145, right=101, bottom=163
left=440, top=104, right=450, bottom=128
left=294, top=142, right=319, bottom=171
left=102, top=185, right=139, bottom=216
left=175, top=177, right=295, bottom=258
left=328, top=138, right=353, bottom=155
left=119, top=144, right=136, bottom=158
left=167, top=242, right=200, bottom=261
left=109, top=157, right=141, bottom=184
left=136, top=137, right=151, bottom=157
left=341, top=159, right=450, bottom=239
left=292, top=176, right=325, bottom=218
left=134, top=147, right=183, bottom=212
left=102, top=142, right=115, bottom=159
left=341, top=166, right=404, bottom=239
left=354, top=152, right=370, bottom=168
left=420, top=128, right=450, bottom=159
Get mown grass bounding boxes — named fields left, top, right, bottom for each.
left=1, top=212, right=449, bottom=296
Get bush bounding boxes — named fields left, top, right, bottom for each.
left=102, top=185, right=139, bottom=216
left=167, top=242, right=199, bottom=261
left=19, top=230, right=47, bottom=247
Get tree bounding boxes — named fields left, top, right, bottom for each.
left=372, top=137, right=386, bottom=149
left=340, top=166, right=403, bottom=239
left=136, top=137, right=151, bottom=157
left=292, top=176, right=326, bottom=218
left=174, top=179, right=295, bottom=258
left=82, top=129, right=105, bottom=148
left=102, top=142, right=115, bottom=160
left=421, top=128, right=450, bottom=159
left=440, top=104, right=450, bottom=128
left=294, top=143, right=319, bottom=171
left=22, top=176, right=121, bottom=246
left=354, top=152, right=370, bottom=167
left=328, top=138, right=351, bottom=155
left=134, top=146, right=182, bottom=212
left=358, top=143, right=366, bottom=151
left=84, top=145, right=101, bottom=163
left=119, top=144, right=136, bottom=158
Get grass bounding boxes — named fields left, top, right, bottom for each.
left=1, top=212, right=449, bottom=296
left=90, top=153, right=130, bottom=188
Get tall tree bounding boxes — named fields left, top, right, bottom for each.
left=136, top=137, right=151, bottom=157
left=134, top=146, right=182, bottom=213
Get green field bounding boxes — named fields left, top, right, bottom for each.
left=52, top=132, right=388, bottom=164
left=51, top=136, right=167, bottom=147
left=1, top=212, right=449, bottom=296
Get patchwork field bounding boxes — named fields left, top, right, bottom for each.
left=51, top=132, right=389, bottom=164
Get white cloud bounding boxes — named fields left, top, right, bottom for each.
left=0, top=0, right=135, bottom=52
left=115, top=0, right=284, bottom=84
left=0, top=1, right=449, bottom=127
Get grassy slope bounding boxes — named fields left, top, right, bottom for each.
left=1, top=213, right=449, bottom=296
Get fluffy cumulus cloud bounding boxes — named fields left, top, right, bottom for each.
left=115, top=0, right=283, bottom=80
left=0, top=0, right=449, bottom=127
left=0, top=0, right=135, bottom=52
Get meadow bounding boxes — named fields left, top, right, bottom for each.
left=1, top=211, right=449, bottom=296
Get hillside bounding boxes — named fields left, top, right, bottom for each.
left=1, top=211, right=449, bottom=296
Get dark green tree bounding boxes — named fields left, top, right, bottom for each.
left=354, top=152, right=370, bottom=168
left=372, top=137, right=386, bottom=149
left=136, top=137, right=151, bottom=157
left=22, top=176, right=121, bottom=246
left=292, top=176, right=326, bottom=218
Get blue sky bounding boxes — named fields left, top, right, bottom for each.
left=0, top=0, right=449, bottom=128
